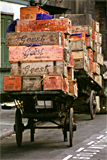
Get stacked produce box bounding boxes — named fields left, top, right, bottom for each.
left=54, top=14, right=103, bottom=87
left=4, top=6, right=78, bottom=97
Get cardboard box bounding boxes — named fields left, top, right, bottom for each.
left=43, top=74, right=68, bottom=92
left=23, top=77, right=42, bottom=91
left=20, top=6, right=49, bottom=20
left=3, top=75, right=22, bottom=91
left=16, top=18, right=72, bottom=34
left=9, top=45, right=67, bottom=62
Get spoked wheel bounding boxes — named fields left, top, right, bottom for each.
left=90, top=90, right=97, bottom=120
left=15, top=108, right=23, bottom=147
left=63, top=118, right=67, bottom=142
left=69, top=108, right=73, bottom=147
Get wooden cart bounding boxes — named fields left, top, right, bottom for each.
left=7, top=90, right=77, bottom=147
left=73, top=69, right=102, bottom=119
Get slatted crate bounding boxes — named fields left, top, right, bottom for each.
left=69, top=79, right=78, bottom=97
left=69, top=32, right=87, bottom=45
left=72, top=51, right=88, bottom=60
left=3, top=75, right=22, bottom=91
left=16, top=18, right=72, bottom=34
left=94, top=75, right=102, bottom=87
left=92, top=62, right=100, bottom=75
left=71, top=40, right=87, bottom=52
left=88, top=48, right=93, bottom=60
left=72, top=25, right=92, bottom=36
left=87, top=36, right=93, bottom=49
left=73, top=58, right=88, bottom=72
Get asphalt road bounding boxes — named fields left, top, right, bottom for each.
left=1, top=111, right=107, bottom=160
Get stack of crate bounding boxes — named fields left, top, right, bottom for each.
left=54, top=14, right=103, bottom=87
left=4, top=6, right=78, bottom=97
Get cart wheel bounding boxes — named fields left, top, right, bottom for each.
left=90, top=90, right=96, bottom=119
left=15, top=108, right=22, bottom=147
left=69, top=108, right=73, bottom=147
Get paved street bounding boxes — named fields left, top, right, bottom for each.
left=0, top=107, right=107, bottom=160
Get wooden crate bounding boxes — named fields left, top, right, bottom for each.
left=92, top=62, right=100, bottom=75
left=97, top=33, right=102, bottom=44
left=87, top=36, right=93, bottom=49
left=69, top=32, right=87, bottom=45
left=92, top=40, right=97, bottom=52
left=43, top=74, right=68, bottom=92
left=54, top=14, right=92, bottom=27
left=97, top=53, right=103, bottom=66
left=68, top=54, right=74, bottom=67
left=72, top=51, right=87, bottom=60
left=23, top=77, right=42, bottom=91
left=67, top=67, right=74, bottom=80
left=93, top=51, right=98, bottom=62
left=73, top=58, right=87, bottom=72
left=72, top=25, right=92, bottom=36
left=71, top=40, right=87, bottom=51
left=94, top=75, right=102, bottom=87
left=95, top=31, right=98, bottom=43
left=97, top=43, right=102, bottom=54
left=94, top=21, right=100, bottom=33
left=3, top=75, right=22, bottom=91
left=20, top=6, right=49, bottom=20
left=6, top=31, right=66, bottom=47
left=10, top=63, right=21, bottom=75
left=92, top=30, right=95, bottom=40
left=16, top=18, right=72, bottom=34
left=91, top=19, right=95, bottom=30
left=69, top=80, right=78, bottom=97
left=89, top=60, right=93, bottom=71
left=55, top=61, right=68, bottom=77
left=9, top=45, right=68, bottom=62
left=88, top=48, right=93, bottom=60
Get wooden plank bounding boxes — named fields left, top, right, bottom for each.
left=72, top=51, right=87, bottom=59
left=23, top=77, right=42, bottom=91
left=9, top=45, right=67, bottom=62
left=16, top=18, right=72, bottom=34
left=71, top=40, right=87, bottom=51
left=72, top=25, right=92, bottom=36
left=20, top=6, right=49, bottom=20
left=6, top=31, right=64, bottom=46
left=3, top=75, right=22, bottom=91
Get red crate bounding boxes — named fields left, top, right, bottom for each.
left=69, top=32, right=87, bottom=45
left=3, top=75, right=22, bottom=91
left=92, top=30, right=95, bottom=40
left=88, top=48, right=93, bottom=60
left=43, top=74, right=68, bottom=92
left=89, top=60, right=93, bottom=71
left=20, top=6, right=49, bottom=20
left=16, top=18, right=72, bottom=34
left=9, top=45, right=65, bottom=62
left=68, top=54, right=74, bottom=67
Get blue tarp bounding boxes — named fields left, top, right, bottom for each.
left=36, top=13, right=53, bottom=20
left=6, top=18, right=19, bottom=33
left=71, top=33, right=83, bottom=38
left=26, top=44, right=42, bottom=47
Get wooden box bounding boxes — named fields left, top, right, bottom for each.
left=70, top=32, right=87, bottom=45
left=10, top=63, right=21, bottom=75
left=92, top=30, right=95, bottom=40
left=69, top=80, right=78, bottom=97
left=9, top=45, right=67, bottom=62
left=97, top=53, right=103, bottom=66
left=23, top=77, right=42, bottom=91
left=43, top=74, right=68, bottom=92
left=72, top=25, right=92, bottom=36
left=67, top=67, right=74, bottom=80
left=54, top=14, right=92, bottom=27
left=97, top=33, right=102, bottom=44
left=92, top=62, right=100, bottom=75
left=97, top=43, right=102, bottom=54
left=3, top=75, right=22, bottom=91
left=55, top=61, right=68, bottom=77
left=6, top=31, right=66, bottom=47
left=73, top=58, right=87, bottom=72
left=87, top=36, right=93, bottom=48
left=91, top=19, right=95, bottom=30
left=94, top=21, right=99, bottom=33
left=72, top=51, right=87, bottom=60
left=88, top=48, right=93, bottom=60
left=20, top=6, right=49, bottom=20
left=89, top=60, right=93, bottom=71
left=92, top=40, right=97, bottom=52
left=93, top=51, right=98, bottom=62
left=95, top=31, right=98, bottom=43
left=71, top=40, right=87, bottom=52
left=68, top=54, right=74, bottom=67
left=16, top=18, right=72, bottom=34
left=94, top=75, right=102, bottom=87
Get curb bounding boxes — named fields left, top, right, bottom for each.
left=0, top=130, right=15, bottom=140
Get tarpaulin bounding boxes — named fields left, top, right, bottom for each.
left=26, top=44, right=42, bottom=47
left=71, top=33, right=83, bottom=37
left=36, top=13, right=53, bottom=20
left=6, top=19, right=19, bottom=33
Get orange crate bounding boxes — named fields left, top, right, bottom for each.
left=43, top=74, right=68, bottom=92
left=9, top=45, right=65, bottom=62
left=3, top=75, right=22, bottom=91
left=20, top=6, right=49, bottom=20
left=16, top=18, right=72, bottom=34
left=69, top=32, right=87, bottom=45
left=88, top=48, right=93, bottom=60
